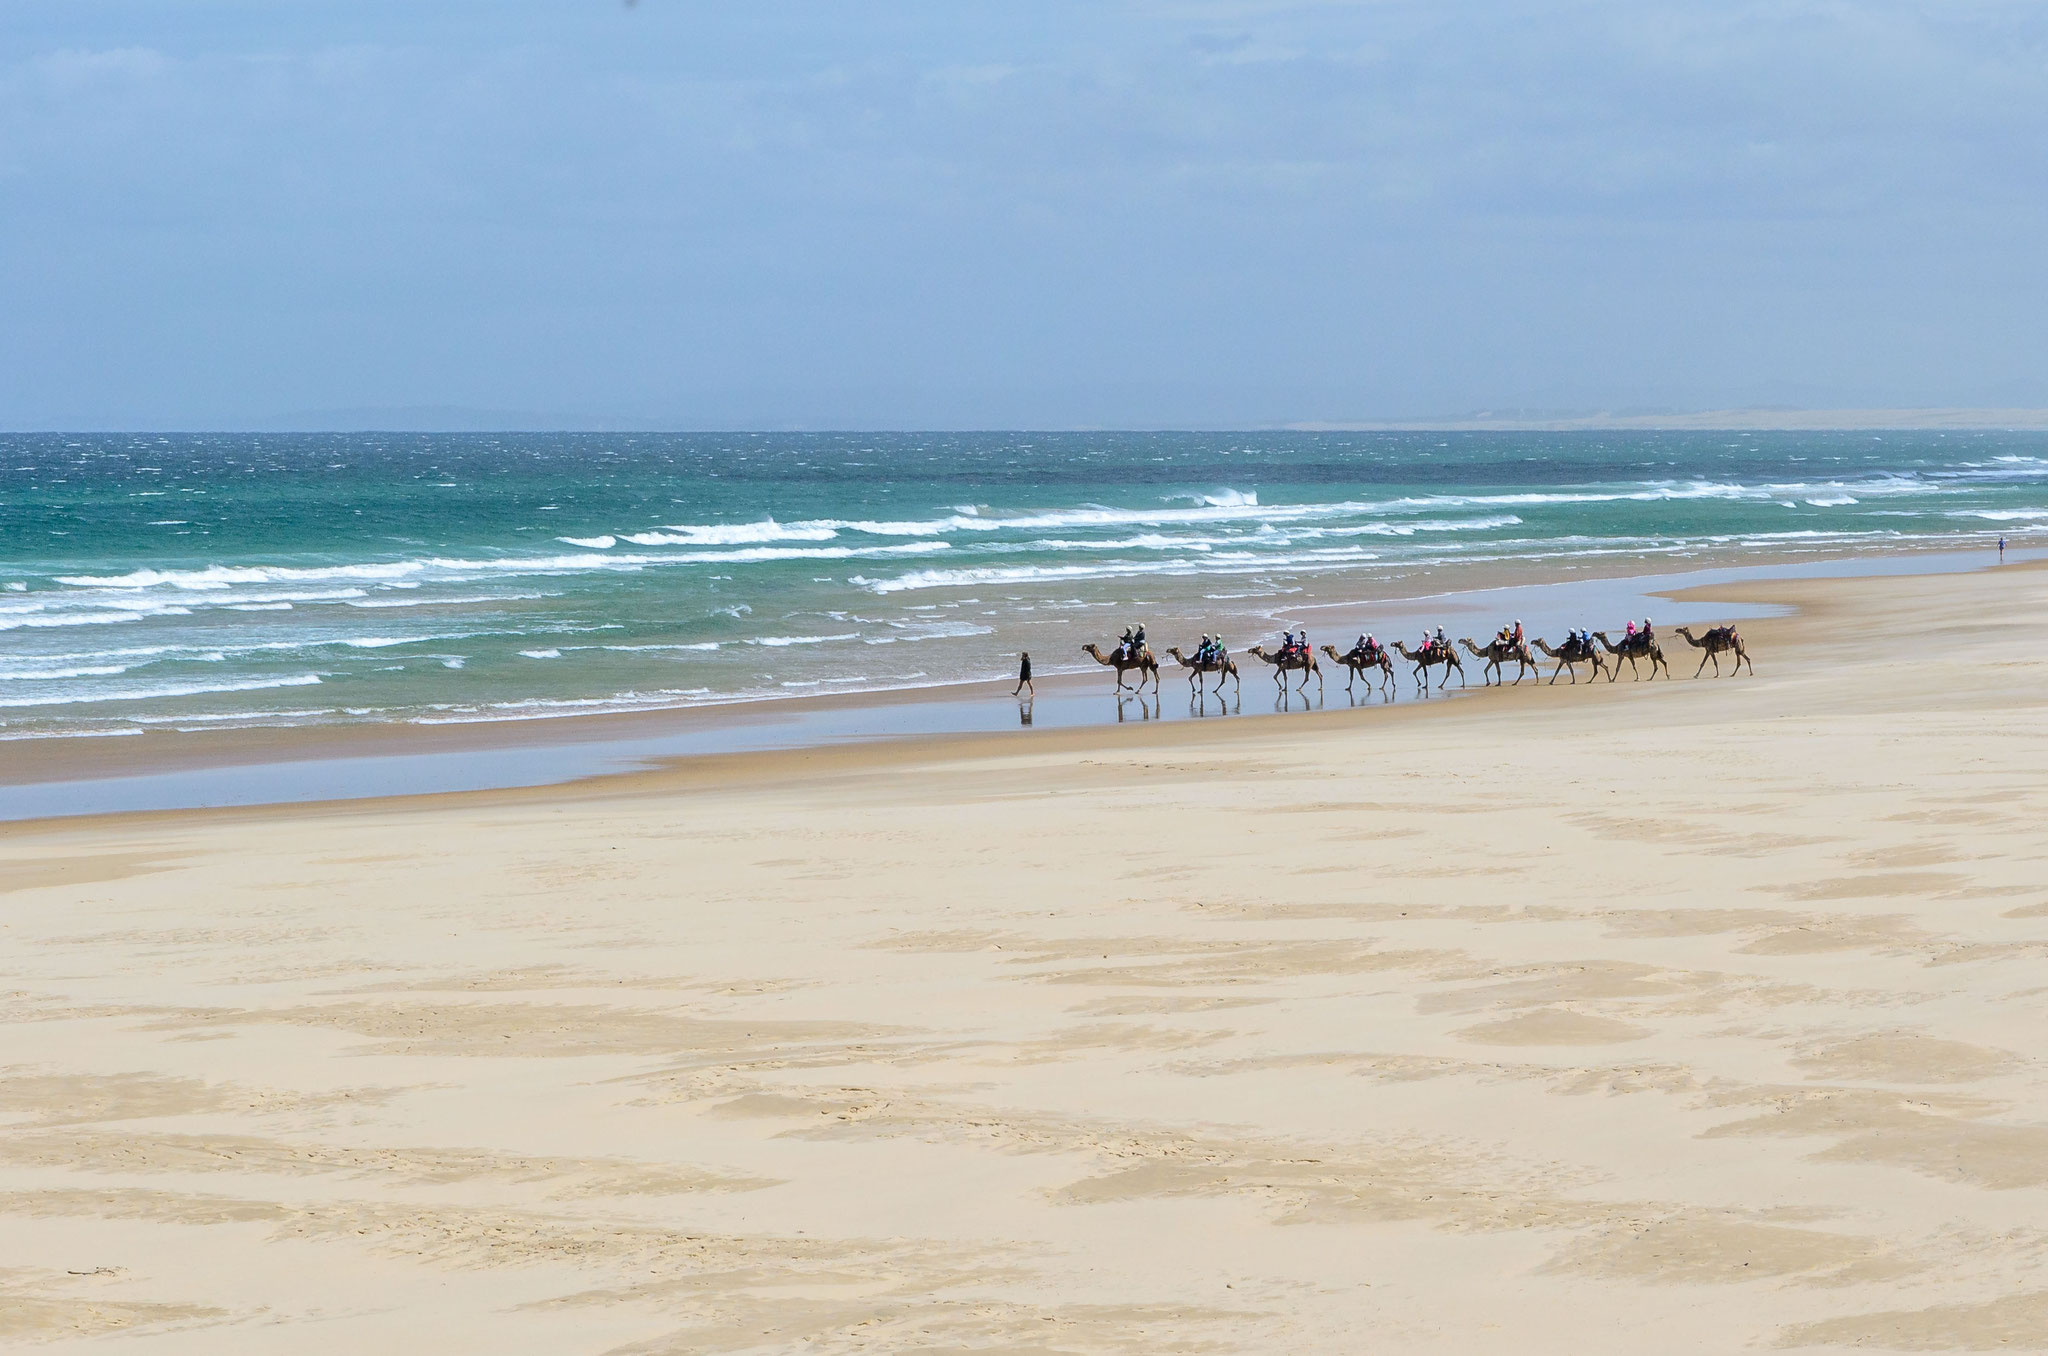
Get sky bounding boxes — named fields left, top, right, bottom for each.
left=4, top=1, right=2046, bottom=429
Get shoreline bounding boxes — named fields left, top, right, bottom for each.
left=1, top=543, right=2032, bottom=823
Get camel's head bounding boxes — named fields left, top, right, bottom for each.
left=1081, top=643, right=1099, bottom=655
left=1166, top=646, right=1184, bottom=658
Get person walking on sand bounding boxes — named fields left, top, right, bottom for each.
left=2000, top=535, right=2007, bottom=561
left=1013, top=650, right=1033, bottom=697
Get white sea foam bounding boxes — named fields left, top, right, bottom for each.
left=0, top=727, right=145, bottom=740
left=556, top=535, right=617, bottom=549
left=745, top=633, right=861, bottom=647
left=346, top=592, right=546, bottom=609
left=626, top=520, right=840, bottom=546
left=0, top=663, right=133, bottom=681
left=50, top=542, right=947, bottom=592
left=127, top=706, right=343, bottom=726
left=600, top=642, right=721, bottom=652
left=519, top=648, right=562, bottom=659
left=0, top=673, right=323, bottom=709
left=861, top=620, right=995, bottom=644
left=0, top=611, right=150, bottom=631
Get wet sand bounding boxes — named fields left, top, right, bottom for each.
left=2, top=558, right=2047, bottom=1351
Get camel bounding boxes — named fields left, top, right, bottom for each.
left=1320, top=643, right=1394, bottom=695
left=1458, top=636, right=1538, bottom=686
left=1245, top=643, right=1323, bottom=692
left=1593, top=630, right=1671, bottom=682
left=1533, top=636, right=1609, bottom=685
left=1165, top=645, right=1241, bottom=693
left=1392, top=640, right=1465, bottom=693
left=1674, top=625, right=1754, bottom=677
left=1080, top=642, right=1160, bottom=691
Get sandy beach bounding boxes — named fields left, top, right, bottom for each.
left=4, top=556, right=2047, bottom=1352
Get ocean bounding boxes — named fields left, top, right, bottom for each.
left=3, top=429, right=2043, bottom=742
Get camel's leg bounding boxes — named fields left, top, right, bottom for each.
left=1694, top=651, right=1711, bottom=678
left=1739, top=647, right=1754, bottom=676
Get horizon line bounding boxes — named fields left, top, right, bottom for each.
left=11, top=405, right=2048, bottom=436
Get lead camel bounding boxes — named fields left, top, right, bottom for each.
left=1673, top=625, right=1754, bottom=677
left=1080, top=642, right=1160, bottom=691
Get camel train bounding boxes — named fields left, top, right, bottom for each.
left=1083, top=621, right=1750, bottom=698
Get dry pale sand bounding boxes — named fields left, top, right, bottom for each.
left=3, top=561, right=2048, bottom=1353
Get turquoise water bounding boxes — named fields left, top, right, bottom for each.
left=2, top=430, right=2043, bottom=740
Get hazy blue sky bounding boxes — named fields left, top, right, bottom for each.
left=5, top=1, right=2045, bottom=428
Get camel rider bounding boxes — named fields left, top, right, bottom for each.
left=1197, top=634, right=1212, bottom=664
left=1132, top=624, right=1147, bottom=655
left=1512, top=619, right=1524, bottom=651
left=1118, top=626, right=1135, bottom=661
left=1363, top=632, right=1377, bottom=659
left=1625, top=620, right=1636, bottom=640
left=1640, top=617, right=1653, bottom=642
